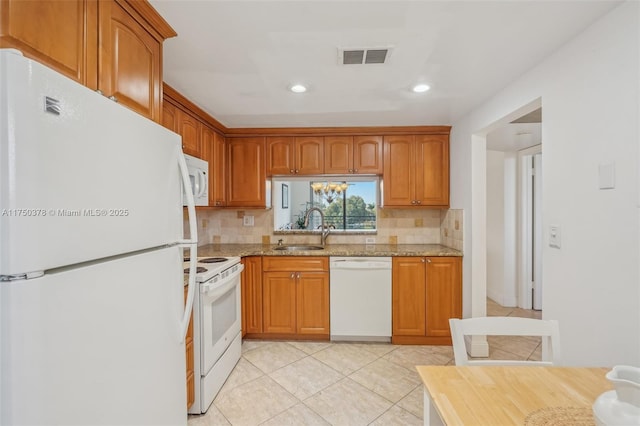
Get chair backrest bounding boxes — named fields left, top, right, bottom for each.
left=449, top=317, right=561, bottom=366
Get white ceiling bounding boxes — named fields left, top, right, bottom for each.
left=151, top=0, right=620, bottom=129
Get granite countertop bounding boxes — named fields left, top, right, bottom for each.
left=195, top=243, right=462, bottom=258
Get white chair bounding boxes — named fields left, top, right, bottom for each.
left=449, top=316, right=561, bottom=366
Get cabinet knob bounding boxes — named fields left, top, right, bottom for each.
left=95, top=89, right=103, bottom=95
left=296, top=273, right=301, bottom=279
left=421, top=258, right=426, bottom=263
left=354, top=169, right=358, bottom=173
left=295, top=169, right=299, bottom=174
left=416, top=200, right=422, bottom=204
left=290, top=169, right=294, bottom=174
left=411, top=200, right=417, bottom=205
left=426, top=258, right=432, bottom=263
left=349, top=169, right=353, bottom=173
left=290, top=273, right=295, bottom=279
left=108, top=95, right=118, bottom=103
left=215, top=201, right=221, bottom=206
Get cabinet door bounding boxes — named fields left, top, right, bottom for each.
left=161, top=100, right=178, bottom=132
left=266, top=136, right=294, bottom=176
left=295, top=136, right=324, bottom=174
left=98, top=0, right=161, bottom=121
left=227, top=137, right=268, bottom=207
left=415, top=135, right=450, bottom=207
left=0, top=0, right=98, bottom=88
left=324, top=136, right=352, bottom=174
left=296, top=272, right=330, bottom=335
left=262, top=272, right=296, bottom=334
left=392, top=257, right=426, bottom=336
left=211, top=132, right=227, bottom=207
left=383, top=136, right=415, bottom=206
left=241, top=257, right=263, bottom=335
left=353, top=136, right=383, bottom=174
left=177, top=109, right=201, bottom=157
left=425, top=257, right=462, bottom=337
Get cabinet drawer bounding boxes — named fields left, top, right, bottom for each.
left=263, top=256, right=328, bottom=272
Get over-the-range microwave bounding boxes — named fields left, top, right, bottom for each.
left=183, top=154, right=208, bottom=206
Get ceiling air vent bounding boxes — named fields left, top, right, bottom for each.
left=339, top=47, right=393, bottom=65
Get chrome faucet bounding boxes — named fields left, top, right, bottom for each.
left=304, top=207, right=330, bottom=246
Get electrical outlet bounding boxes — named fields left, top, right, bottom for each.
left=243, top=215, right=254, bottom=227
left=365, top=237, right=376, bottom=244
left=202, top=219, right=208, bottom=229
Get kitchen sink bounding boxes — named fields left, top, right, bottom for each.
left=274, top=245, right=324, bottom=251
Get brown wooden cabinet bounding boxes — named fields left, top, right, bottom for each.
left=266, top=136, right=323, bottom=175
left=162, top=99, right=201, bottom=157
left=325, top=136, right=383, bottom=174
left=392, top=256, right=461, bottom=345
left=241, top=256, right=263, bottom=336
left=0, top=0, right=98, bottom=87
left=1, top=0, right=175, bottom=123
left=383, top=134, right=449, bottom=208
left=227, top=137, right=269, bottom=208
left=201, top=127, right=227, bottom=207
left=253, top=256, right=329, bottom=339
left=183, top=285, right=194, bottom=409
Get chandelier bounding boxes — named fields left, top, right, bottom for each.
left=311, top=182, right=348, bottom=204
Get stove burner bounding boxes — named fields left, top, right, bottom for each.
left=199, top=257, right=228, bottom=264
left=184, top=266, right=207, bottom=274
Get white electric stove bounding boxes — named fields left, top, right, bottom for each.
left=183, top=256, right=243, bottom=414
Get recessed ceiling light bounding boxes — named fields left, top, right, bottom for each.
left=412, top=84, right=430, bottom=93
left=290, top=84, right=307, bottom=93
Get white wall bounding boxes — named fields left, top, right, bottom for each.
left=451, top=1, right=639, bottom=366
left=486, top=150, right=518, bottom=306
left=487, top=150, right=506, bottom=303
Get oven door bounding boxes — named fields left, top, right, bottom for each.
left=199, top=266, right=242, bottom=375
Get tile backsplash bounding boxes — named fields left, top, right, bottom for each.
left=185, top=208, right=463, bottom=251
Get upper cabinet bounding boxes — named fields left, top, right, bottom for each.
left=383, top=134, right=449, bottom=208
left=325, top=135, right=383, bottom=174
left=266, top=136, right=323, bottom=176
left=0, top=0, right=176, bottom=123
left=227, top=137, right=270, bottom=208
left=0, top=0, right=98, bottom=87
left=201, top=126, right=227, bottom=207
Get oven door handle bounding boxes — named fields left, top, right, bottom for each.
left=201, top=268, right=244, bottom=302
left=178, top=151, right=198, bottom=343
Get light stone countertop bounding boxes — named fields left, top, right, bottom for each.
left=194, top=243, right=462, bottom=258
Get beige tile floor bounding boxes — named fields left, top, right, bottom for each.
left=188, top=300, right=541, bottom=426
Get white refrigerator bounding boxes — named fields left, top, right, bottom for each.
left=0, top=49, right=198, bottom=425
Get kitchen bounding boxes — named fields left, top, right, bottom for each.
left=1, top=1, right=638, bottom=425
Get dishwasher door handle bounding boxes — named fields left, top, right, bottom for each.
left=330, top=262, right=391, bottom=270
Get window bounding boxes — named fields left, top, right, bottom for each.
left=273, top=177, right=378, bottom=232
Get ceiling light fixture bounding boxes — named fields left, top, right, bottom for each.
left=412, top=84, right=430, bottom=93
left=290, top=84, right=307, bottom=93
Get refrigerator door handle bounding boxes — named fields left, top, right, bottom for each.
left=178, top=151, right=198, bottom=343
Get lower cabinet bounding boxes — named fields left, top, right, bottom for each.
left=241, top=256, right=263, bottom=336
left=183, top=285, right=194, bottom=409
left=392, top=256, right=462, bottom=345
left=242, top=256, right=329, bottom=340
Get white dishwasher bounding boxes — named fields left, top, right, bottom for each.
left=329, top=257, right=392, bottom=342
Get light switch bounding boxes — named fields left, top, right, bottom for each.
left=549, top=225, right=561, bottom=249
left=243, top=215, right=254, bottom=226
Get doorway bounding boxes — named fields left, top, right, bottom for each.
left=485, top=107, right=542, bottom=312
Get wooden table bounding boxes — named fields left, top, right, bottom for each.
left=417, top=366, right=612, bottom=425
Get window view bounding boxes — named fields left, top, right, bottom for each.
left=273, top=178, right=378, bottom=232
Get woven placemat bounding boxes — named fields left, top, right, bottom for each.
left=524, top=407, right=594, bottom=426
